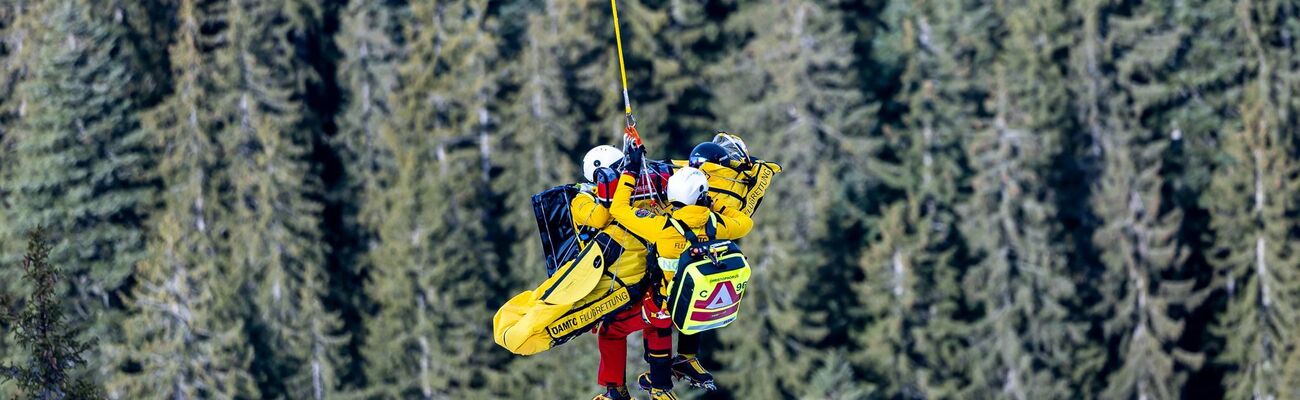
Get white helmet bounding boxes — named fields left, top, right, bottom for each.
left=583, top=145, right=624, bottom=182
left=667, top=167, right=709, bottom=205
left=712, top=132, right=751, bottom=166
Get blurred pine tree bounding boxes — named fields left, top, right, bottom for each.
left=212, top=0, right=346, bottom=397
left=955, top=0, right=1093, bottom=398
left=105, top=0, right=257, bottom=397
left=1, top=1, right=156, bottom=385
left=1207, top=1, right=1300, bottom=397
left=361, top=0, right=503, bottom=397
left=854, top=0, right=976, bottom=396
left=1074, top=0, right=1209, bottom=398
left=707, top=0, right=874, bottom=397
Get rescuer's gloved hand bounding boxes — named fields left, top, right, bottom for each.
left=623, top=145, right=645, bottom=176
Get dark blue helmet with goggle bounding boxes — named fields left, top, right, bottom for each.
left=689, top=142, right=730, bottom=168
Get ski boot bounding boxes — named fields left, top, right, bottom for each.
left=592, top=385, right=631, bottom=400
left=671, top=355, right=717, bottom=391
left=637, top=372, right=680, bottom=400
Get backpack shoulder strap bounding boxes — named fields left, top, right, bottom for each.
left=705, top=213, right=718, bottom=241
left=668, top=218, right=699, bottom=244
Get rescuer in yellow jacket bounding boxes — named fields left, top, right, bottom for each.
left=608, top=146, right=753, bottom=396
left=644, top=134, right=777, bottom=392
left=492, top=146, right=653, bottom=359
left=610, top=161, right=753, bottom=276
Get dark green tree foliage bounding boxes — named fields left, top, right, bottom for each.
left=1077, top=0, right=1207, bottom=398
left=1, top=229, right=104, bottom=400
left=1207, top=0, right=1300, bottom=398
left=493, top=0, right=587, bottom=290
left=0, top=0, right=37, bottom=318
left=956, top=0, right=1092, bottom=398
left=2, top=0, right=153, bottom=322
left=855, top=203, right=920, bottom=398
left=361, top=0, right=502, bottom=397
left=332, top=1, right=411, bottom=389
left=106, top=1, right=258, bottom=397
left=334, top=0, right=407, bottom=257
left=856, top=0, right=975, bottom=396
left=708, top=0, right=872, bottom=397
left=0, top=0, right=19, bottom=159
left=215, top=1, right=346, bottom=397
left=1, top=3, right=154, bottom=388
left=1208, top=87, right=1300, bottom=400
left=1, top=4, right=39, bottom=397
left=5, top=0, right=1300, bottom=397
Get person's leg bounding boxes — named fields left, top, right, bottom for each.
left=597, top=310, right=642, bottom=387
left=671, top=331, right=717, bottom=390
left=676, top=332, right=701, bottom=359
left=641, top=326, right=674, bottom=390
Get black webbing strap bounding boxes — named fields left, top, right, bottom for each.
left=668, top=218, right=697, bottom=244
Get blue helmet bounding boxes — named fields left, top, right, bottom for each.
left=689, top=142, right=730, bottom=168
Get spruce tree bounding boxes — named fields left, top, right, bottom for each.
left=855, top=0, right=976, bottom=396
left=105, top=1, right=257, bottom=397
left=333, top=0, right=413, bottom=389
left=361, top=0, right=502, bottom=397
left=957, top=0, right=1091, bottom=398
left=1, top=1, right=155, bottom=385
left=334, top=0, right=408, bottom=268
left=801, top=351, right=872, bottom=400
left=1074, top=0, right=1208, bottom=398
left=856, top=203, right=923, bottom=398
left=215, top=0, right=346, bottom=397
left=0, top=3, right=37, bottom=396
left=493, top=0, right=587, bottom=292
left=1206, top=1, right=1300, bottom=397
left=2, top=0, right=153, bottom=317
left=1, top=228, right=104, bottom=400
left=707, top=0, right=873, bottom=397
left=1208, top=87, right=1300, bottom=400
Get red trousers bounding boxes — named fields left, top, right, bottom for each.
left=596, top=307, right=673, bottom=387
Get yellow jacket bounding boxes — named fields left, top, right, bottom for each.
left=609, top=173, right=753, bottom=274
left=571, top=191, right=611, bottom=229
left=671, top=159, right=782, bottom=216
left=491, top=189, right=656, bottom=356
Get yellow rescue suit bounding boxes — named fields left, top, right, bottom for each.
left=671, top=159, right=781, bottom=217
left=493, top=191, right=654, bottom=355
left=609, top=173, right=753, bottom=281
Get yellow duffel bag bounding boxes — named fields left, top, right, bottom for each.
left=671, top=159, right=781, bottom=217
left=493, top=234, right=648, bottom=355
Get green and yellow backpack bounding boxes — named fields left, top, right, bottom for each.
left=665, top=217, right=751, bottom=335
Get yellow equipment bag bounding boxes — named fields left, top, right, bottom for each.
left=493, top=233, right=648, bottom=355
left=535, top=237, right=607, bottom=305
left=672, top=159, right=781, bottom=216
left=665, top=219, right=751, bottom=335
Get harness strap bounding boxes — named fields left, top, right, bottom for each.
left=708, top=187, right=745, bottom=202
left=668, top=218, right=697, bottom=244
left=610, top=222, right=651, bottom=248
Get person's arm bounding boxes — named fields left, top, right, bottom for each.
left=711, top=203, right=754, bottom=240
left=570, top=192, right=611, bottom=229
left=610, top=173, right=667, bottom=240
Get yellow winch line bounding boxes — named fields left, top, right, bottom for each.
left=610, top=0, right=632, bottom=116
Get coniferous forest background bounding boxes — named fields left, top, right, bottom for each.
left=1, top=0, right=1299, bottom=398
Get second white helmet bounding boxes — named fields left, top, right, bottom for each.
left=667, top=167, right=709, bottom=205
left=583, top=145, right=624, bottom=182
